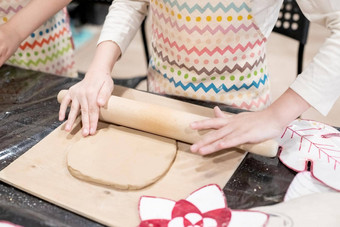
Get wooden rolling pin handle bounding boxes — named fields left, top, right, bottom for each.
left=57, top=90, right=278, bottom=157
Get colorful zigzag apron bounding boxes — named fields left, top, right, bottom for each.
left=1, top=1, right=76, bottom=77
left=148, top=0, right=270, bottom=110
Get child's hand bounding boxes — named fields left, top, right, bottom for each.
left=0, top=24, right=22, bottom=67
left=58, top=40, right=121, bottom=136
left=58, top=69, right=113, bottom=136
left=190, top=106, right=284, bottom=155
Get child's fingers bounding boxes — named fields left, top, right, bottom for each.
left=213, top=106, right=225, bottom=118
left=79, top=99, right=90, bottom=137
left=195, top=130, right=249, bottom=155
left=218, top=135, right=247, bottom=151
left=190, top=126, right=233, bottom=153
left=0, top=57, right=5, bottom=67
left=190, top=117, right=229, bottom=130
left=82, top=91, right=98, bottom=136
left=195, top=139, right=225, bottom=155
left=97, top=80, right=113, bottom=107
left=59, top=93, right=71, bottom=121
left=89, top=105, right=99, bottom=135
left=65, top=99, right=80, bottom=132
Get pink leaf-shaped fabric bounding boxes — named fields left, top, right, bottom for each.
left=279, top=119, right=340, bottom=191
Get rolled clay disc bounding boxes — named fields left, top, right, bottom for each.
left=67, top=122, right=177, bottom=190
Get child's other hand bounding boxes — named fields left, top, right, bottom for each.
left=0, top=24, right=22, bottom=67
left=190, top=106, right=284, bottom=155
left=58, top=69, right=113, bottom=136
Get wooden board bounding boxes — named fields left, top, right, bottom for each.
left=0, top=87, right=246, bottom=226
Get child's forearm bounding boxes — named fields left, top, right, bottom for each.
left=266, top=88, right=311, bottom=127
left=6, top=0, right=71, bottom=41
left=87, top=41, right=122, bottom=77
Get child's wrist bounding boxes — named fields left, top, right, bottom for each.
left=261, top=107, right=287, bottom=132
left=86, top=68, right=111, bottom=79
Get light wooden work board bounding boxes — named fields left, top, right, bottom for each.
left=0, top=87, right=246, bottom=226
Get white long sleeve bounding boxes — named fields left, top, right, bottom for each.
left=291, top=0, right=340, bottom=115
left=97, top=0, right=149, bottom=54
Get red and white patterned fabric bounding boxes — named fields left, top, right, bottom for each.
left=279, top=119, right=340, bottom=191
left=139, top=184, right=269, bottom=227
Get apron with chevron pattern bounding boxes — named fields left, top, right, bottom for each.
left=1, top=1, right=76, bottom=77
left=148, top=0, right=270, bottom=110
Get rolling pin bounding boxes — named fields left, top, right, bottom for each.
left=57, top=90, right=278, bottom=157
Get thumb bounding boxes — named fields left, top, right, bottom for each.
left=97, top=81, right=113, bottom=107
left=214, top=106, right=225, bottom=118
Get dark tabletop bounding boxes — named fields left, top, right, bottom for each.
left=0, top=65, right=296, bottom=226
